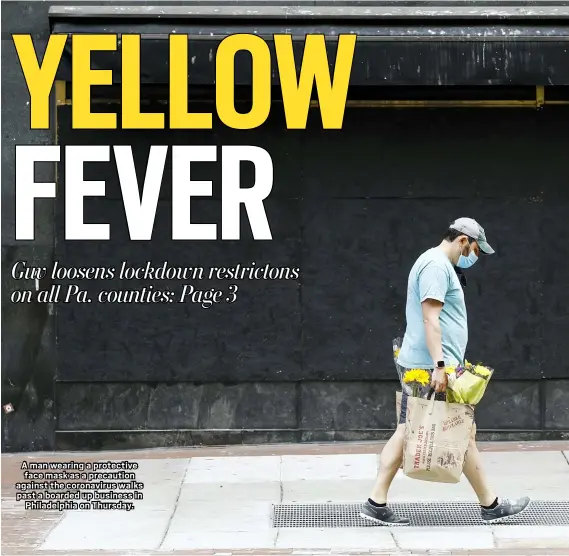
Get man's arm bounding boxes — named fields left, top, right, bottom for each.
left=421, top=299, right=447, bottom=393
left=422, top=299, right=444, bottom=364
left=418, top=264, right=449, bottom=393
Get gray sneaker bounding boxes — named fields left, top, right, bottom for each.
left=360, top=501, right=410, bottom=526
left=481, top=496, right=531, bottom=523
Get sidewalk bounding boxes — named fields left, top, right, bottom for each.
left=2, top=440, right=569, bottom=556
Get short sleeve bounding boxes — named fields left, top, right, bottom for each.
left=418, top=264, right=448, bottom=304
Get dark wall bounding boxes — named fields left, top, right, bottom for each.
left=1, top=2, right=57, bottom=452
left=55, top=106, right=569, bottom=382
left=51, top=104, right=569, bottom=450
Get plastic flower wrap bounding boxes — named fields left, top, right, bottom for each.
left=446, top=361, right=494, bottom=405
left=392, top=338, right=402, bottom=362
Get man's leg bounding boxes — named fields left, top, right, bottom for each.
left=369, top=424, right=405, bottom=503
left=463, top=423, right=530, bottom=521
left=463, top=423, right=497, bottom=506
left=360, top=393, right=410, bottom=526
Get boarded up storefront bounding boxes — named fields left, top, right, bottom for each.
left=2, top=2, right=568, bottom=451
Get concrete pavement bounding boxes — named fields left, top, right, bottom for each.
left=2, top=441, right=569, bottom=555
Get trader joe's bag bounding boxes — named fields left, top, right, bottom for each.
left=398, top=391, right=475, bottom=483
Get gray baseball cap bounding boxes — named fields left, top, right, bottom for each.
left=449, top=217, right=495, bottom=254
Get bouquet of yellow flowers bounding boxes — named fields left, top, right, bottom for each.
left=445, top=360, right=494, bottom=405
left=392, top=337, right=493, bottom=405
left=402, top=368, right=431, bottom=398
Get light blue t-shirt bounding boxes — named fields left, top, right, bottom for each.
left=397, top=247, right=467, bottom=369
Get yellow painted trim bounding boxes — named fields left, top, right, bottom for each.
left=536, top=85, right=545, bottom=108
left=55, top=80, right=70, bottom=105
left=87, top=98, right=569, bottom=107
left=52, top=82, right=569, bottom=110
left=311, top=100, right=539, bottom=108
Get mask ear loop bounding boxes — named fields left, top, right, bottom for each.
left=465, top=236, right=476, bottom=256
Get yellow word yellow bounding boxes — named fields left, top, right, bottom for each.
left=13, top=33, right=356, bottom=130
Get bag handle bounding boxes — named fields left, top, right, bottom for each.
left=426, top=388, right=448, bottom=414
left=427, top=388, right=437, bottom=414
left=427, top=388, right=449, bottom=401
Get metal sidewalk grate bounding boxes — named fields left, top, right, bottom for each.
left=273, top=501, right=569, bottom=528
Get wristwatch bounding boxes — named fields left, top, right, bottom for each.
left=436, top=360, right=445, bottom=369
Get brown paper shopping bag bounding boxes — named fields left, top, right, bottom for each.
left=402, top=391, right=475, bottom=483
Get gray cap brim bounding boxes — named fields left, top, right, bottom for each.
left=478, top=240, right=495, bottom=255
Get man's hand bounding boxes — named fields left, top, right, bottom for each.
left=431, top=368, right=448, bottom=393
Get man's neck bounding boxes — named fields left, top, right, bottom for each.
left=438, top=240, right=458, bottom=265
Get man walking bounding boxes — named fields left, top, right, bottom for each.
left=361, top=217, right=530, bottom=526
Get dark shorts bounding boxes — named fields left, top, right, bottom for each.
left=398, top=390, right=410, bottom=425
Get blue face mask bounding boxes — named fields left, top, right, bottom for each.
left=457, top=251, right=478, bottom=269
